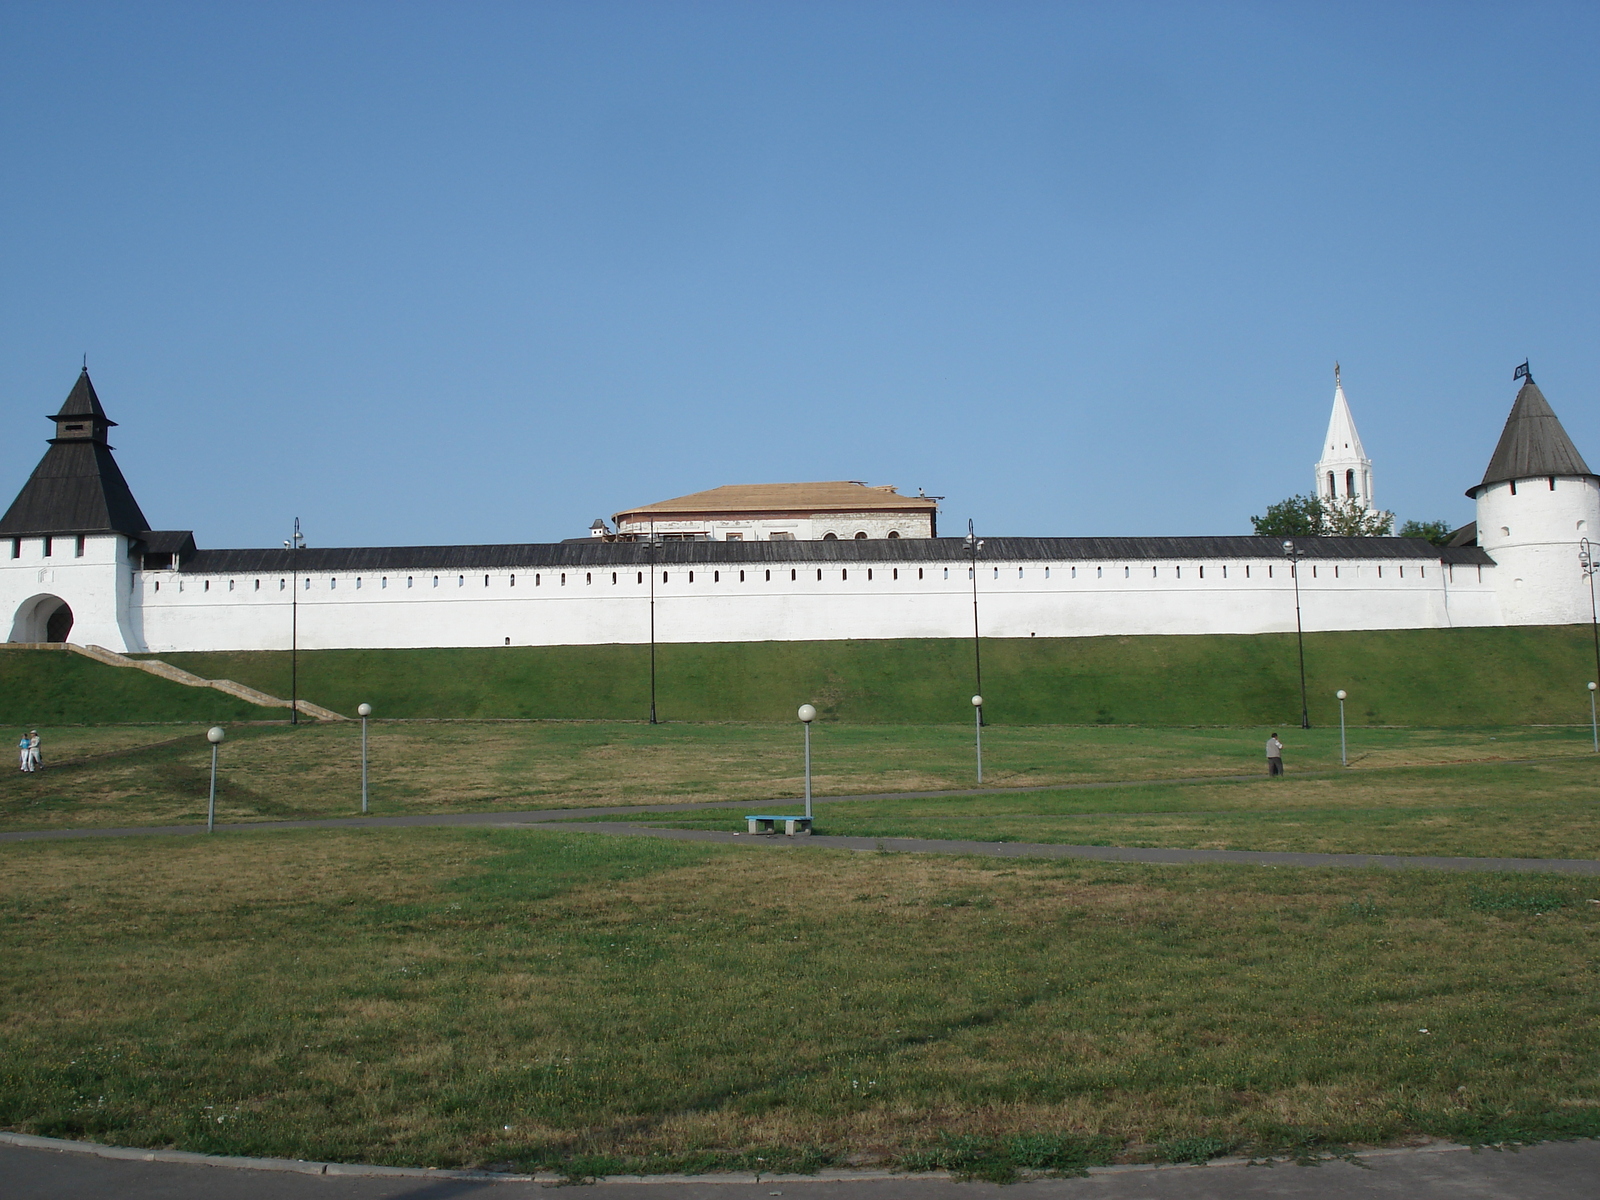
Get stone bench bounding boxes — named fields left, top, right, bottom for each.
left=745, top=815, right=813, bottom=836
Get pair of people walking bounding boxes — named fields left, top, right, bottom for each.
left=17, top=730, right=40, bottom=773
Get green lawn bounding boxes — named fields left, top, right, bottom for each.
left=0, top=719, right=1592, bottom=833
left=0, top=828, right=1595, bottom=1176
left=151, top=624, right=1600, bottom=725
left=0, top=649, right=277, bottom=726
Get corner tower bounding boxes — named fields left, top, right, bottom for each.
left=0, top=369, right=150, bottom=648
left=1469, top=366, right=1600, bottom=625
left=1314, top=365, right=1374, bottom=511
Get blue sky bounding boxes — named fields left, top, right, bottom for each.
left=2, top=2, right=1596, bottom=548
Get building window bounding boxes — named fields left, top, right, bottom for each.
left=739, top=570, right=745, bottom=582
left=1268, top=566, right=1273, bottom=578
left=1346, top=468, right=1356, bottom=497
left=254, top=579, right=260, bottom=591
left=42, top=537, right=52, bottom=557
left=204, top=580, right=210, bottom=592
left=918, top=568, right=924, bottom=580
left=382, top=577, right=388, bottom=588
left=154, top=580, right=159, bottom=592
left=586, top=572, right=592, bottom=584
left=888, top=531, right=900, bottom=539
left=561, top=573, right=566, bottom=585
left=1245, top=566, right=1250, bottom=578
left=75, top=536, right=85, bottom=557
left=867, top=569, right=872, bottom=580
left=661, top=572, right=667, bottom=583
left=823, top=532, right=837, bottom=541
left=510, top=575, right=516, bottom=587
left=280, top=579, right=286, bottom=590
left=303, top=578, right=310, bottom=590
left=713, top=571, right=720, bottom=582
left=9, top=539, right=17, bottom=559
left=1510, top=480, right=1517, bottom=495
left=763, top=570, right=769, bottom=581
left=725, top=532, right=742, bottom=541
left=1550, top=476, right=1557, bottom=490
left=637, top=572, right=643, bottom=584
left=944, top=568, right=950, bottom=579
left=892, top=568, right=898, bottom=580
left=330, top=578, right=337, bottom=589
left=433, top=576, right=439, bottom=587
left=356, top=577, right=362, bottom=589
left=485, top=575, right=490, bottom=587
left=1198, top=566, right=1203, bottom=579
left=458, top=575, right=465, bottom=587
left=817, top=569, right=823, bottom=581
left=689, top=571, right=695, bottom=583
left=854, top=532, right=867, bottom=539
left=1327, top=471, right=1335, bottom=497
left=504, top=637, right=510, bottom=646
left=790, top=569, right=796, bottom=581
left=1311, top=566, right=1316, bottom=578
left=1044, top=567, right=1049, bottom=579
left=613, top=572, right=618, bottom=584
left=1399, top=566, right=1405, bottom=578
left=769, top=531, right=794, bottom=541
left=1333, top=566, right=1339, bottom=578
left=407, top=576, right=414, bottom=587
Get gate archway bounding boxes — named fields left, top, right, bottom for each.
left=10, top=594, right=73, bottom=644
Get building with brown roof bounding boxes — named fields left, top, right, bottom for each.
left=610, top=482, right=939, bottom=542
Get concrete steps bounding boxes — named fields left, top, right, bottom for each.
left=7, top=642, right=346, bottom=722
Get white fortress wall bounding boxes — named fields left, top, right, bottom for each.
left=127, top=548, right=1501, bottom=653
left=3, top=534, right=139, bottom=650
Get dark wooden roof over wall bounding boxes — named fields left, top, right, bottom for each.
left=0, top=440, right=150, bottom=536
left=183, top=535, right=1492, bottom=575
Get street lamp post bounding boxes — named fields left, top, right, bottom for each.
left=648, top=522, right=662, bottom=724
left=972, top=694, right=984, bottom=783
left=1336, top=689, right=1347, bottom=767
left=964, top=520, right=985, bottom=726
left=1281, top=540, right=1311, bottom=729
left=206, top=725, right=225, bottom=832
left=283, top=518, right=305, bottom=726
left=798, top=704, right=816, bottom=819
left=358, top=703, right=372, bottom=812
left=1580, top=539, right=1600, bottom=696
left=1589, top=683, right=1597, bottom=754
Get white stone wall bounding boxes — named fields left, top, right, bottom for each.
left=1475, top=475, right=1600, bottom=625
left=0, top=534, right=140, bottom=651
left=114, top=552, right=1503, bottom=653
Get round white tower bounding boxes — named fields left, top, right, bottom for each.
left=1314, top=365, right=1375, bottom=511
left=1470, top=369, right=1600, bottom=626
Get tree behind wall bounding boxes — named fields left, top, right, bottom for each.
left=1251, top=493, right=1395, bottom=537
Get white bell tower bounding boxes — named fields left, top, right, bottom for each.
left=1314, top=364, right=1375, bottom=511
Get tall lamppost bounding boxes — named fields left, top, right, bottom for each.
left=647, top=521, right=663, bottom=724
left=283, top=518, right=305, bottom=725
left=798, top=704, right=816, bottom=819
left=965, top=520, right=985, bottom=726
left=1335, top=689, right=1347, bottom=767
left=1588, top=682, right=1597, bottom=755
left=358, top=702, right=372, bottom=812
left=1580, top=539, right=1600, bottom=695
left=205, top=725, right=225, bottom=832
left=972, top=694, right=984, bottom=783
left=1282, top=540, right=1310, bottom=729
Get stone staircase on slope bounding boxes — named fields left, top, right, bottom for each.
left=7, top=642, right=346, bottom=722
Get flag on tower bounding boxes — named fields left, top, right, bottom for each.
left=1514, top=360, right=1531, bottom=382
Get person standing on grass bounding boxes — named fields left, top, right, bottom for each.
left=1266, top=732, right=1284, bottom=777
left=18, top=733, right=31, bottom=773
left=28, top=730, right=41, bottom=772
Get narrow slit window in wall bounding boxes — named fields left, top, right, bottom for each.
left=254, top=580, right=261, bottom=590
left=689, top=571, right=695, bottom=583
left=561, top=573, right=567, bottom=585
left=43, top=537, right=52, bottom=557
left=1176, top=566, right=1182, bottom=578
left=867, top=569, right=873, bottom=580
left=1420, top=565, right=1425, bottom=578
left=204, top=580, right=210, bottom=592
left=1198, top=566, right=1203, bottom=578
left=917, top=568, right=923, bottom=579
left=458, top=575, right=465, bottom=587
left=790, top=569, right=796, bottom=580
left=842, top=569, right=848, bottom=580
left=304, top=578, right=310, bottom=590
left=433, top=576, right=439, bottom=587
left=1018, top=567, right=1023, bottom=578
left=228, top=580, right=235, bottom=591
left=765, top=570, right=771, bottom=581
left=280, top=579, right=287, bottom=590
left=1311, top=566, right=1316, bottom=578
left=75, top=536, right=85, bottom=556
left=504, top=637, right=510, bottom=645
left=407, top=576, right=413, bottom=587
left=154, top=581, right=159, bottom=592
left=993, top=567, right=998, bottom=579
left=510, top=575, right=516, bottom=586
left=893, top=568, right=898, bottom=580
left=1245, top=566, right=1250, bottom=578
left=9, top=538, right=18, bottom=558
left=1333, top=566, right=1339, bottom=578
left=586, top=572, right=592, bottom=584
left=739, top=570, right=745, bottom=582
left=330, top=578, right=336, bottom=589
left=1376, top=566, right=1381, bottom=578
left=662, top=572, right=667, bottom=583
left=943, top=567, right=949, bottom=579
left=1152, top=566, right=1157, bottom=577
left=485, top=575, right=490, bottom=586
left=1268, top=566, right=1273, bottom=578
left=818, top=569, right=823, bottom=581
left=1510, top=480, right=1517, bottom=495
left=356, top=577, right=362, bottom=589
left=1222, top=565, right=1227, bottom=578
left=1399, top=566, right=1404, bottom=578
left=535, top=574, right=540, bottom=586
left=1550, top=476, right=1557, bottom=490
left=613, top=572, right=618, bottom=584
left=637, top=572, right=643, bottom=583
left=713, top=571, right=720, bottom=582
left=381, top=577, right=387, bottom=588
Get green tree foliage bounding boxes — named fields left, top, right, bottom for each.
left=1322, top=497, right=1395, bottom=536
left=1252, top=493, right=1395, bottom=537
left=1250, top=494, right=1324, bottom=537
left=1399, top=518, right=1454, bottom=546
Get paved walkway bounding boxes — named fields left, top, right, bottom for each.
left=4, top=776, right=1599, bottom=872
left=5, top=1135, right=1599, bottom=1199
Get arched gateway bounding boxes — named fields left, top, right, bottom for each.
left=10, top=594, right=73, bottom=643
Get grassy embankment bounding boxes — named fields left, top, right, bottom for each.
left=0, top=648, right=277, bottom=727
left=152, top=624, right=1600, bottom=726
left=3, top=720, right=1597, bottom=857
left=1, top=828, right=1595, bottom=1177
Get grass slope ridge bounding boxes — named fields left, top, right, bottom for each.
left=155, top=625, right=1600, bottom=726
left=0, top=650, right=280, bottom=725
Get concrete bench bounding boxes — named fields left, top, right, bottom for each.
left=745, top=815, right=813, bottom=836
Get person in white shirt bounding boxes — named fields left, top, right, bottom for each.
left=1265, top=733, right=1284, bottom=777
left=28, top=730, right=41, bottom=772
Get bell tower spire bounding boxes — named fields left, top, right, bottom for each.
left=1314, top=363, right=1374, bottom=512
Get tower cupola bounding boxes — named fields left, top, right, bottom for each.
left=49, top=367, right=117, bottom=444
left=1313, top=364, right=1374, bottom=511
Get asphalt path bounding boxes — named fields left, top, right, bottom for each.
left=3, top=791, right=1598, bottom=873
left=5, top=1137, right=1600, bottom=1199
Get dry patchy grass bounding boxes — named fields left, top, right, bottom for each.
left=1, top=827, right=1597, bottom=1172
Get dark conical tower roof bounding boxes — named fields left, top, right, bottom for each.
left=0, top=370, right=149, bottom=536
left=1469, top=378, right=1597, bottom=496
